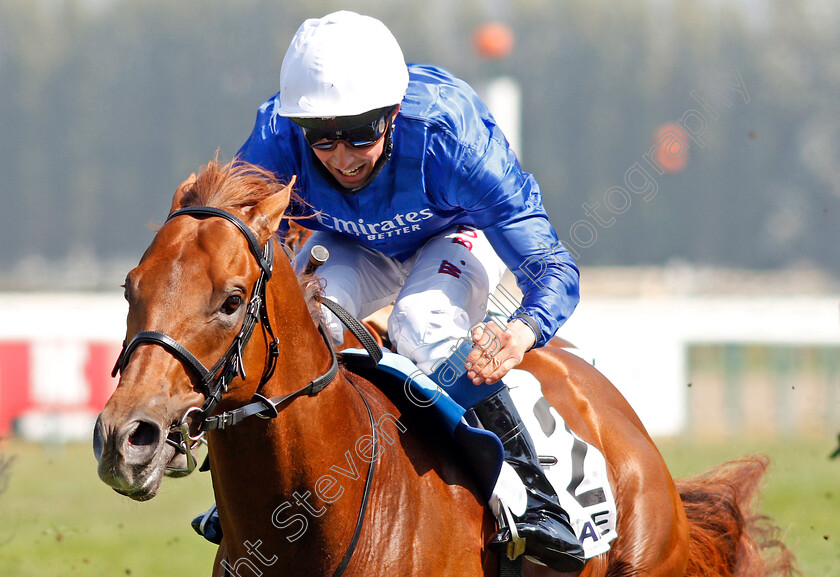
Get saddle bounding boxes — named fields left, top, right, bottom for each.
left=322, top=297, right=619, bottom=565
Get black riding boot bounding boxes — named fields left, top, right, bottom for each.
left=471, top=387, right=586, bottom=573
left=192, top=503, right=222, bottom=544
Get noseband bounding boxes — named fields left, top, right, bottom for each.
left=111, top=206, right=339, bottom=473
left=111, top=205, right=383, bottom=576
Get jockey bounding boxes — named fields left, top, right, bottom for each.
left=199, top=11, right=584, bottom=572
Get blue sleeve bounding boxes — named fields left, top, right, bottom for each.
left=236, top=96, right=293, bottom=173
left=428, top=111, right=579, bottom=348
left=235, top=95, right=303, bottom=240
left=483, top=214, right=580, bottom=349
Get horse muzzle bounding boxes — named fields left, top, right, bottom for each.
left=93, top=410, right=174, bottom=501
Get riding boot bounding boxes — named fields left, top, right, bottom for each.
left=191, top=503, right=223, bottom=544
left=471, top=386, right=586, bottom=573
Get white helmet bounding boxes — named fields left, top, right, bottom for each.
left=277, top=11, right=409, bottom=119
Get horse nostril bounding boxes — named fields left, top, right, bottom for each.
left=128, top=421, right=161, bottom=447
left=93, top=416, right=105, bottom=460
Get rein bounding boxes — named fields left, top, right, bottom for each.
left=111, top=206, right=343, bottom=468
left=112, top=205, right=381, bottom=577
left=202, top=322, right=338, bottom=430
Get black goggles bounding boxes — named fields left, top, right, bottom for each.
left=295, top=106, right=395, bottom=151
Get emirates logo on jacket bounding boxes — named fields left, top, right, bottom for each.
left=315, top=209, right=435, bottom=240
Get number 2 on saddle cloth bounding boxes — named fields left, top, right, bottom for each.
left=339, top=319, right=618, bottom=562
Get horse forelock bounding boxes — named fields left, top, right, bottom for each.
left=179, top=158, right=289, bottom=212
left=175, top=158, right=324, bottom=324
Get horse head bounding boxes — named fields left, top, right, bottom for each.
left=93, top=160, right=294, bottom=501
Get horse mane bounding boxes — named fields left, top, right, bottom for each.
left=179, top=158, right=288, bottom=211
left=179, top=158, right=324, bottom=323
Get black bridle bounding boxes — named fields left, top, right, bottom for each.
left=110, top=205, right=341, bottom=472
left=111, top=205, right=382, bottom=577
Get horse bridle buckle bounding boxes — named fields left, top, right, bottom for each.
left=217, top=412, right=236, bottom=430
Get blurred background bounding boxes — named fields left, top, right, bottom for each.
left=0, top=0, right=838, bottom=575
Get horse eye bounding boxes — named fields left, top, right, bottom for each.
left=121, top=284, right=129, bottom=302
left=221, top=295, right=243, bottom=315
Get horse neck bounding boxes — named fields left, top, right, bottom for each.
left=208, top=249, right=375, bottom=572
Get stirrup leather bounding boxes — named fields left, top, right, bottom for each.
left=493, top=499, right=526, bottom=561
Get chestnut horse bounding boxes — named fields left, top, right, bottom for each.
left=94, top=160, right=795, bottom=577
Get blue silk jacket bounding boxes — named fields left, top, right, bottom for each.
left=237, top=64, right=579, bottom=347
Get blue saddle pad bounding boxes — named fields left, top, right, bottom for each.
left=342, top=348, right=504, bottom=501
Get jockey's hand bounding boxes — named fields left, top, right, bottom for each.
left=465, top=318, right=536, bottom=385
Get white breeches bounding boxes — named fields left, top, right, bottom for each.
left=294, top=225, right=507, bottom=374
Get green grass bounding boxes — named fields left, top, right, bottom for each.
left=0, top=438, right=837, bottom=576
left=0, top=441, right=216, bottom=577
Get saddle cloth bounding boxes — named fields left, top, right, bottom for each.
left=342, top=348, right=617, bottom=559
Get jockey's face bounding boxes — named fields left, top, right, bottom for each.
left=309, top=105, right=399, bottom=189
left=312, top=136, right=385, bottom=189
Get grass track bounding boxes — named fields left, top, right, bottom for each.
left=1, top=438, right=838, bottom=576
left=0, top=441, right=216, bottom=576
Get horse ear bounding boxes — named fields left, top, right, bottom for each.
left=246, top=175, right=296, bottom=243
left=170, top=173, right=197, bottom=214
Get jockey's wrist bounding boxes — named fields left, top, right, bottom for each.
left=509, top=314, right=538, bottom=351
